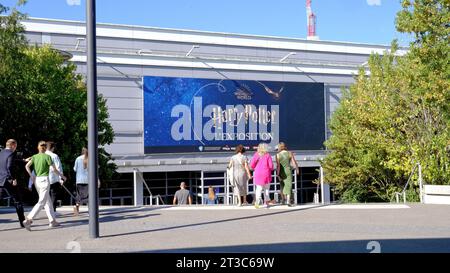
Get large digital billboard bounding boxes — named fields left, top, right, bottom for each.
left=143, top=76, right=325, bottom=154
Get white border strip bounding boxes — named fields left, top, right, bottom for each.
left=22, top=20, right=408, bottom=56
left=73, top=55, right=360, bottom=75
left=316, top=204, right=410, bottom=209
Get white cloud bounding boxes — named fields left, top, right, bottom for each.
left=66, top=0, right=81, bottom=6
left=367, top=0, right=381, bottom=6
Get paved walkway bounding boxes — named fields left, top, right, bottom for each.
left=1, top=203, right=449, bottom=253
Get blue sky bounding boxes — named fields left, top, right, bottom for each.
left=3, top=0, right=412, bottom=46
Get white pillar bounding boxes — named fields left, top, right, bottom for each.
left=418, top=163, right=423, bottom=203
left=225, top=170, right=229, bottom=205
left=294, top=168, right=298, bottom=204
left=274, top=170, right=278, bottom=202
left=133, top=169, right=144, bottom=206
left=320, top=166, right=330, bottom=204
left=201, top=170, right=205, bottom=205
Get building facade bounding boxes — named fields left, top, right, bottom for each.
left=21, top=18, right=404, bottom=205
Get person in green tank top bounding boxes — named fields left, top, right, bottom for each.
left=276, top=142, right=299, bottom=206
left=23, top=141, right=66, bottom=231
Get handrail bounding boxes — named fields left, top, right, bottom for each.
left=0, top=188, right=12, bottom=207
left=134, top=168, right=166, bottom=205
left=393, top=163, right=420, bottom=203
left=144, top=194, right=165, bottom=206
left=224, top=169, right=298, bottom=205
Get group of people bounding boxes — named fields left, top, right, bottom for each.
left=2, top=138, right=300, bottom=228
left=0, top=139, right=91, bottom=230
left=171, top=142, right=299, bottom=208
left=173, top=183, right=217, bottom=205
left=228, top=142, right=299, bottom=208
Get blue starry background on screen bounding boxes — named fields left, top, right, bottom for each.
left=143, top=76, right=325, bottom=153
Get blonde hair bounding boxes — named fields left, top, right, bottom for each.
left=208, top=186, right=215, bottom=201
left=257, top=143, right=268, bottom=155
left=38, top=140, right=47, bottom=152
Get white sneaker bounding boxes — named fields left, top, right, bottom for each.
left=22, top=219, right=32, bottom=231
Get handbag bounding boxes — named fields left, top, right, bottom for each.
left=227, top=164, right=236, bottom=187
left=290, top=153, right=299, bottom=173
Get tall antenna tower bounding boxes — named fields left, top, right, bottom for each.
left=306, top=0, right=319, bottom=40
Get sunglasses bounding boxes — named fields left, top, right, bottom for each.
left=40, top=144, right=47, bottom=147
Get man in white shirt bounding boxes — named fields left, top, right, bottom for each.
left=45, top=141, right=64, bottom=212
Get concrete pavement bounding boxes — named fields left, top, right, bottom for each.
left=1, top=203, right=450, bottom=253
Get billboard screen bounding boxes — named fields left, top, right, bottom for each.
left=143, top=76, right=325, bottom=153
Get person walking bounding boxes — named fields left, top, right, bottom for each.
left=23, top=141, right=66, bottom=231
left=250, top=143, right=273, bottom=208
left=73, top=147, right=88, bottom=215
left=45, top=141, right=64, bottom=212
left=228, top=144, right=252, bottom=206
left=0, top=139, right=26, bottom=228
left=276, top=142, right=299, bottom=206
left=173, top=182, right=192, bottom=205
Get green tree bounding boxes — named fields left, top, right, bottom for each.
left=323, top=44, right=410, bottom=202
left=396, top=0, right=450, bottom=185
left=0, top=1, right=116, bottom=188
left=322, top=0, right=449, bottom=202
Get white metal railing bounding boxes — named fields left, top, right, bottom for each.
left=135, top=169, right=166, bottom=206
left=99, top=195, right=133, bottom=206
left=48, top=40, right=365, bottom=69
left=224, top=169, right=298, bottom=205
left=195, top=172, right=230, bottom=205
left=393, top=162, right=423, bottom=203
left=143, top=195, right=165, bottom=206
left=97, top=187, right=133, bottom=206
left=0, top=188, right=12, bottom=207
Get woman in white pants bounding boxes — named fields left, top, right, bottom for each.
left=23, top=141, right=66, bottom=231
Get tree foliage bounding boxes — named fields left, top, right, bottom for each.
left=322, top=0, right=449, bottom=202
left=0, top=1, right=116, bottom=187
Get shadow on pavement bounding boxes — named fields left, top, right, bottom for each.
left=24, top=211, right=160, bottom=232
left=60, top=212, right=160, bottom=228
left=137, top=238, right=450, bottom=253
left=101, top=204, right=330, bottom=239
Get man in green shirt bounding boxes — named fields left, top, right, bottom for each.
left=23, top=141, right=66, bottom=231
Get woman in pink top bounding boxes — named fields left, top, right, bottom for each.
left=250, top=143, right=273, bottom=208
